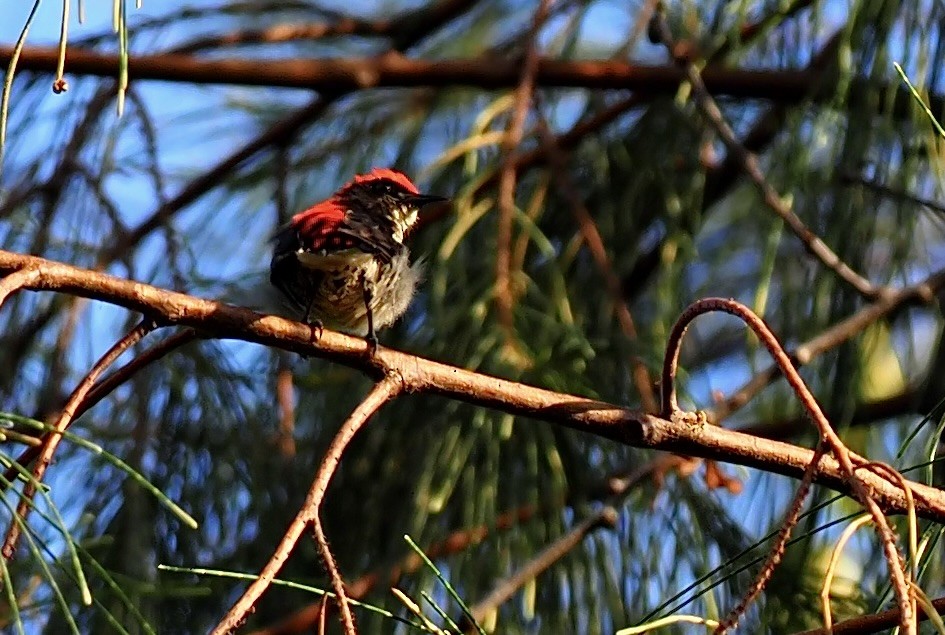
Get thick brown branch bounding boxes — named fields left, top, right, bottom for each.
left=1, top=250, right=944, bottom=524
left=2, top=45, right=819, bottom=93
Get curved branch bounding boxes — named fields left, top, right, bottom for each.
left=659, top=297, right=913, bottom=634
left=0, top=267, right=41, bottom=308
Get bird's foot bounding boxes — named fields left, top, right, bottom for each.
left=365, top=332, right=379, bottom=356
left=297, top=319, right=323, bottom=360
left=307, top=319, right=324, bottom=342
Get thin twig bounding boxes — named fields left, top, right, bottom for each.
left=708, top=269, right=943, bottom=424
left=213, top=375, right=403, bottom=635
left=1, top=328, right=199, bottom=487
left=650, top=10, right=881, bottom=300
left=253, top=453, right=681, bottom=634
left=1, top=317, right=160, bottom=560
left=494, top=0, right=551, bottom=342
left=468, top=507, right=618, bottom=625
left=173, top=20, right=402, bottom=55
left=716, top=442, right=826, bottom=632
left=248, top=500, right=548, bottom=634
left=840, top=174, right=945, bottom=217
left=660, top=297, right=913, bottom=634
left=532, top=110, right=658, bottom=413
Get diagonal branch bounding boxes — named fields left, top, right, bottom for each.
left=468, top=507, right=619, bottom=625
left=0, top=268, right=42, bottom=307
left=212, top=375, right=403, bottom=635
left=708, top=268, right=943, bottom=424
left=1, top=328, right=200, bottom=486
left=248, top=497, right=556, bottom=634
left=621, top=31, right=841, bottom=302
left=1, top=317, right=161, bottom=560
left=651, top=15, right=880, bottom=300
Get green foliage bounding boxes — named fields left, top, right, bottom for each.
left=2, top=0, right=945, bottom=632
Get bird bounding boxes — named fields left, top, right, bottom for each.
left=269, top=168, right=447, bottom=350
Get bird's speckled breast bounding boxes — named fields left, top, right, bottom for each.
left=296, top=250, right=420, bottom=336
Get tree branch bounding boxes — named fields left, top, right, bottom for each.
left=0, top=250, right=943, bottom=526
left=213, top=376, right=402, bottom=634
left=0, top=45, right=819, bottom=93
left=651, top=16, right=880, bottom=300
left=1, top=317, right=160, bottom=559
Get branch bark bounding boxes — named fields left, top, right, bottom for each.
left=7, top=46, right=941, bottom=120
left=0, top=45, right=816, bottom=92
left=1, top=250, right=944, bottom=525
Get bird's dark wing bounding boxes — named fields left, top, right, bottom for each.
left=288, top=199, right=399, bottom=263
left=331, top=210, right=400, bottom=263
left=269, top=225, right=323, bottom=312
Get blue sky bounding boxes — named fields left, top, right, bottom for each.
left=4, top=2, right=938, bottom=631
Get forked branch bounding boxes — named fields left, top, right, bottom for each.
left=212, top=376, right=403, bottom=635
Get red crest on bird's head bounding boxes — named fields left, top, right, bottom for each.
left=346, top=168, right=420, bottom=195
left=288, top=168, right=435, bottom=253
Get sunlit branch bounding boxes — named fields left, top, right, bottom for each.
left=1, top=317, right=161, bottom=560
left=0, top=251, right=942, bottom=524
left=213, top=375, right=402, bottom=635
left=659, top=295, right=913, bottom=633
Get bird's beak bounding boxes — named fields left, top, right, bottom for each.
left=409, top=193, right=450, bottom=207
